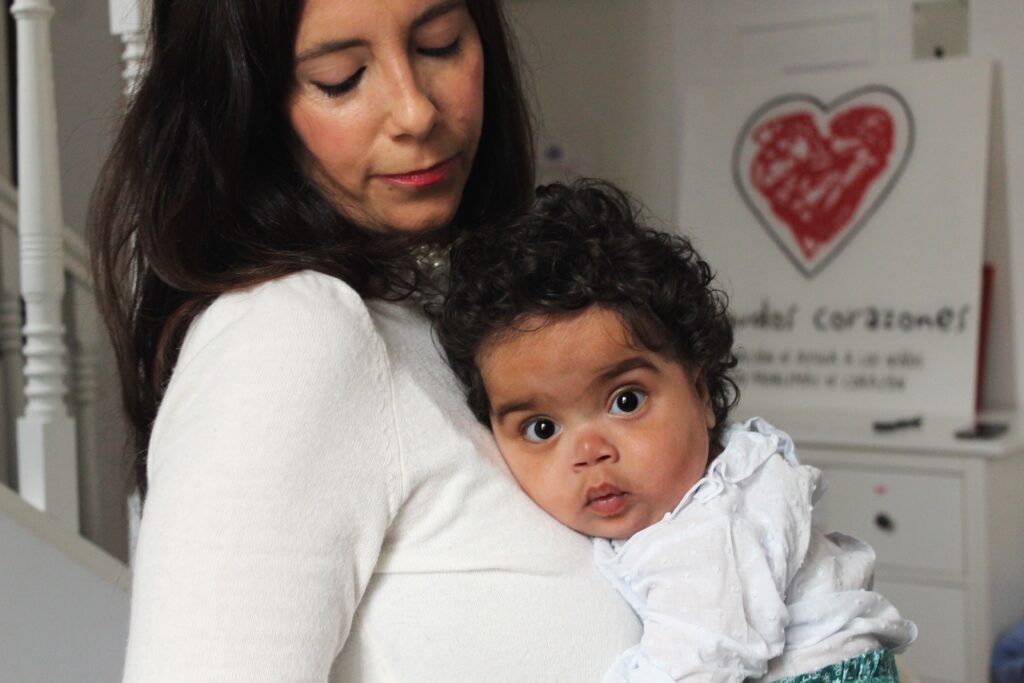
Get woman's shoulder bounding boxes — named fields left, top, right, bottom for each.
left=180, top=270, right=380, bottom=366
left=204, top=270, right=370, bottom=331
left=150, top=269, right=402, bottom=487
left=249, top=269, right=364, bottom=307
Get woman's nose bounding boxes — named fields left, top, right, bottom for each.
left=572, top=430, right=619, bottom=470
left=384, top=61, right=440, bottom=139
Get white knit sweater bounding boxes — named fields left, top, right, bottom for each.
left=123, top=271, right=640, bottom=682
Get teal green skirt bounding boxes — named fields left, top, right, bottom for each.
left=773, top=649, right=899, bottom=683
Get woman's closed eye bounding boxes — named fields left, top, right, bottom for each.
left=311, top=36, right=460, bottom=99
left=314, top=66, right=366, bottom=98
left=609, top=388, right=647, bottom=416
left=418, top=37, right=462, bottom=58
left=522, top=417, right=561, bottom=443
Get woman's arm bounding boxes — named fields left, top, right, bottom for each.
left=123, top=272, right=403, bottom=682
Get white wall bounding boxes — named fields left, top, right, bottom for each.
left=509, top=0, right=679, bottom=226
left=51, top=0, right=123, bottom=234
left=0, top=484, right=129, bottom=682
left=509, top=0, right=1022, bottom=413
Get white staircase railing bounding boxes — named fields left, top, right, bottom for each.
left=0, top=0, right=146, bottom=550
left=0, top=177, right=97, bottom=525
left=109, top=0, right=146, bottom=98
left=10, top=0, right=78, bottom=531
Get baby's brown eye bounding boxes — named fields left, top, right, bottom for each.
left=610, top=389, right=646, bottom=415
left=523, top=418, right=560, bottom=442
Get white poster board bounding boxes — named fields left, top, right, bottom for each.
left=679, top=59, right=992, bottom=421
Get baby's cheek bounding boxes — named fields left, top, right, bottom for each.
left=515, top=462, right=567, bottom=516
left=514, top=459, right=549, bottom=495
left=500, top=450, right=539, bottom=491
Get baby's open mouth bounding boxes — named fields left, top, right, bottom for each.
left=586, top=484, right=628, bottom=515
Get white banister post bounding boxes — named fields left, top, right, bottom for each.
left=12, top=0, right=78, bottom=530
left=108, top=0, right=148, bottom=97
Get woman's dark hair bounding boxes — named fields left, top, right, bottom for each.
left=438, top=179, right=739, bottom=443
left=89, top=0, right=534, bottom=498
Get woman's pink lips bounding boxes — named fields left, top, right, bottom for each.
left=586, top=484, right=628, bottom=516
left=378, top=157, right=455, bottom=188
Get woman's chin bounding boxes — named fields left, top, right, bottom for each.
left=376, top=200, right=461, bottom=235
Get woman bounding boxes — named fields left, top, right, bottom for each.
left=90, top=0, right=640, bottom=680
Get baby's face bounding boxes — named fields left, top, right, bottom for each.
left=479, top=306, right=715, bottom=539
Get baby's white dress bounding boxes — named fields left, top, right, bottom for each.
left=595, top=417, right=917, bottom=683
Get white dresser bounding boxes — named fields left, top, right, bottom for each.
left=773, top=411, right=1024, bottom=683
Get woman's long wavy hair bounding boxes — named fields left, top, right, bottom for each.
left=89, top=0, right=535, bottom=499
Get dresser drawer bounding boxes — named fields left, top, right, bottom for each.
left=811, top=465, right=964, bottom=575
left=874, top=579, right=967, bottom=683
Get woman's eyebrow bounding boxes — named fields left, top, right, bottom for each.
left=296, top=38, right=364, bottom=64
left=414, top=0, right=464, bottom=30
left=295, top=0, right=464, bottom=64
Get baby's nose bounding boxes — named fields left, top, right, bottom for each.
left=572, top=430, right=619, bottom=469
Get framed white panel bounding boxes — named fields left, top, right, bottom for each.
left=679, top=59, right=992, bottom=420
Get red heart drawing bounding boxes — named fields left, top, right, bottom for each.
left=733, top=87, right=913, bottom=277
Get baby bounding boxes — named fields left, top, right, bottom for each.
left=437, top=180, right=916, bottom=683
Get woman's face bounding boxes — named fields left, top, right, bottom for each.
left=288, top=0, right=485, bottom=233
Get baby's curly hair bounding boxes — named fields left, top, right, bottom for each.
left=437, top=179, right=739, bottom=442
